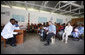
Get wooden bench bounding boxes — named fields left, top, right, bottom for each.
left=1, top=37, right=6, bottom=47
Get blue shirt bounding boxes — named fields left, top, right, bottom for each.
left=72, top=32, right=79, bottom=38
left=38, top=29, right=44, bottom=37
left=78, top=27, right=84, bottom=34
left=14, top=24, right=19, bottom=27
left=48, top=25, right=56, bottom=34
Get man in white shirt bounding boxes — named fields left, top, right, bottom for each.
left=62, top=22, right=73, bottom=44
left=1, top=18, right=19, bottom=47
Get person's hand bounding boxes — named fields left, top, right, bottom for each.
left=19, top=25, right=23, bottom=27
left=18, top=32, right=22, bottom=35
left=46, top=32, right=49, bottom=34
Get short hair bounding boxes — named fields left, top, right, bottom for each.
left=67, top=21, right=71, bottom=24
left=10, top=18, right=15, bottom=22
left=15, top=21, right=18, bottom=23
left=49, top=21, right=53, bottom=24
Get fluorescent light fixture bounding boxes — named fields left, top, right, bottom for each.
left=12, top=6, right=25, bottom=10
left=40, top=10, right=50, bottom=13
left=28, top=8, right=39, bottom=11
left=62, top=1, right=68, bottom=3
left=1, top=5, right=10, bottom=8
left=71, top=3, right=81, bottom=7
left=51, top=12, right=56, bottom=14
left=61, top=1, right=76, bottom=3
left=28, top=8, right=50, bottom=13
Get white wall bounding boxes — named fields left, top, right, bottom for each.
left=1, top=7, right=79, bottom=26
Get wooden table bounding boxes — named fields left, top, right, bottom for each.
left=1, top=30, right=25, bottom=47
left=14, top=30, right=24, bottom=44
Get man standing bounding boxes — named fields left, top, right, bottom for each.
left=62, top=22, right=73, bottom=44
left=44, top=21, right=56, bottom=46
left=1, top=18, right=18, bottom=47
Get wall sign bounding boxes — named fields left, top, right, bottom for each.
left=12, top=14, right=25, bottom=22
left=38, top=17, right=47, bottom=23
left=56, top=19, right=63, bottom=24
left=1, top=11, right=10, bottom=16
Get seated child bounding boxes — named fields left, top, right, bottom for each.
left=38, top=26, right=44, bottom=41
left=14, top=21, right=20, bottom=30
left=72, top=28, right=80, bottom=41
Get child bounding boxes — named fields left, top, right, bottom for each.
left=14, top=21, right=20, bottom=30
left=72, top=28, right=80, bottom=41
left=14, top=21, right=19, bottom=27
left=38, top=26, right=44, bottom=41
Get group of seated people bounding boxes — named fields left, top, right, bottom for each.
left=71, top=24, right=84, bottom=40
left=27, top=23, right=37, bottom=33
left=58, top=23, right=84, bottom=40
left=1, top=18, right=84, bottom=47
left=27, top=22, right=49, bottom=33
left=37, top=21, right=84, bottom=45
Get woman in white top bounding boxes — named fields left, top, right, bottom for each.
left=62, top=22, right=73, bottom=44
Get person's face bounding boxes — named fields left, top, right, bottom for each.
left=48, top=22, right=51, bottom=25
left=68, top=23, right=70, bottom=26
left=11, top=20, right=15, bottom=25
left=15, top=22, right=17, bottom=24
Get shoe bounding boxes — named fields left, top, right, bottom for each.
left=10, top=44, right=16, bottom=47
left=44, top=43, right=49, bottom=46
left=73, top=39, right=79, bottom=41
left=77, top=39, right=80, bottom=41
left=6, top=42, right=10, bottom=44
left=6, top=40, right=10, bottom=44
left=62, top=40, right=64, bottom=42
left=40, top=39, right=45, bottom=42
left=65, top=42, right=67, bottom=44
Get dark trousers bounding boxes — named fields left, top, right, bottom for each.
left=46, top=33, right=55, bottom=44
left=43, top=31, right=47, bottom=40
left=6, top=35, right=17, bottom=45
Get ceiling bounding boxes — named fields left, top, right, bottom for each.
left=1, top=1, right=84, bottom=17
